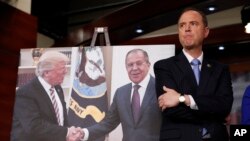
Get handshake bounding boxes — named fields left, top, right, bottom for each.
left=67, top=126, right=85, bottom=141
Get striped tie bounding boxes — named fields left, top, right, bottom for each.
left=50, top=87, right=61, bottom=125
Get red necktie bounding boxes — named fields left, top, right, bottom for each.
left=132, top=84, right=141, bottom=123
left=50, top=87, right=61, bottom=125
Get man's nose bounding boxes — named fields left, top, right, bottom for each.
left=185, top=24, right=192, bottom=32
left=131, top=64, right=139, bottom=70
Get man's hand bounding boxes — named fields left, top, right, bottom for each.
left=158, top=86, right=180, bottom=111
left=225, top=114, right=231, bottom=125
left=67, top=126, right=84, bottom=141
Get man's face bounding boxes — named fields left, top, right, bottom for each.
left=125, top=51, right=150, bottom=84
left=178, top=10, right=209, bottom=50
left=46, top=61, right=68, bottom=86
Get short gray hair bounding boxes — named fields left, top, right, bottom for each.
left=35, top=50, right=69, bottom=76
left=125, top=48, right=150, bottom=64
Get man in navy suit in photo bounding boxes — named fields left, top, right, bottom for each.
left=81, top=48, right=162, bottom=141
left=154, top=8, right=233, bottom=141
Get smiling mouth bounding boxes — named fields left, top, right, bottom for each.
left=131, top=73, right=141, bottom=78
left=131, top=71, right=140, bottom=75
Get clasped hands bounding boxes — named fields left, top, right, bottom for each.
left=67, top=126, right=85, bottom=141
left=158, top=86, right=182, bottom=111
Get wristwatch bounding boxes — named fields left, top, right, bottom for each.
left=179, top=94, right=185, bottom=103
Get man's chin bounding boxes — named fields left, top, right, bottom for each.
left=184, top=45, right=195, bottom=50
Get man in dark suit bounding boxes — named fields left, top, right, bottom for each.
left=154, top=8, right=233, bottom=141
left=81, top=48, right=162, bottom=141
left=11, top=51, right=83, bottom=141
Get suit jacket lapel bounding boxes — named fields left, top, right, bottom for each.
left=198, top=58, right=213, bottom=94
left=176, top=52, right=198, bottom=87
left=55, top=85, right=68, bottom=125
left=33, top=78, right=59, bottom=122
left=139, top=76, right=155, bottom=123
left=55, top=86, right=64, bottom=101
left=124, top=84, right=134, bottom=123
left=173, top=53, right=214, bottom=97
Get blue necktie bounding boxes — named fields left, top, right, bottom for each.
left=191, top=59, right=201, bottom=85
left=132, top=84, right=141, bottom=123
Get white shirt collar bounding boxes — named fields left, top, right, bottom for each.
left=182, top=49, right=203, bottom=64
left=38, top=76, right=53, bottom=92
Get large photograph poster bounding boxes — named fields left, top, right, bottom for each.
left=14, top=45, right=175, bottom=141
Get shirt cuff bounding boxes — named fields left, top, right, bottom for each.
left=81, top=128, right=89, bottom=141
left=66, top=128, right=69, bottom=138
left=188, top=95, right=199, bottom=110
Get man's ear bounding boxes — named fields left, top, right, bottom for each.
left=204, top=27, right=209, bottom=38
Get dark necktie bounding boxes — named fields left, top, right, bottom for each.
left=50, top=87, right=61, bottom=125
left=191, top=59, right=201, bottom=85
left=132, top=84, right=141, bottom=123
